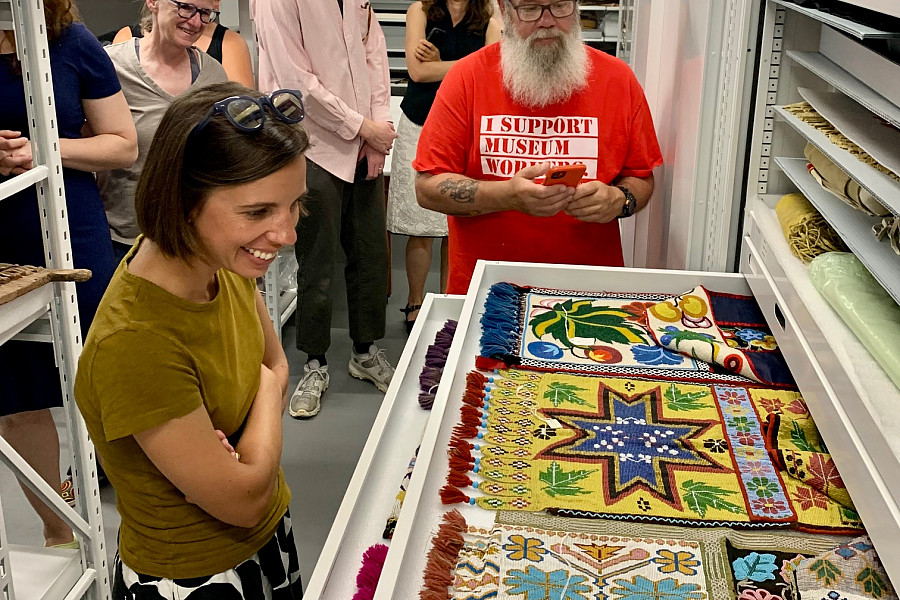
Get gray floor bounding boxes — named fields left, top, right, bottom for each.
left=0, top=233, right=442, bottom=586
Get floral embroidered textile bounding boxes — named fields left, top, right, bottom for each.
left=477, top=283, right=754, bottom=384
left=765, top=412, right=856, bottom=513
left=727, top=539, right=811, bottom=600
left=792, top=537, right=896, bottom=600
left=645, top=286, right=795, bottom=387
left=449, top=523, right=713, bottom=600
left=421, top=510, right=855, bottom=600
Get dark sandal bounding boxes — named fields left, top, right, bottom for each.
left=401, top=304, right=422, bottom=334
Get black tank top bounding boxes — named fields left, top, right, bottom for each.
left=205, top=23, right=228, bottom=64
left=401, top=11, right=488, bottom=126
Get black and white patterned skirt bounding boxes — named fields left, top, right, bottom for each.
left=113, top=511, right=303, bottom=599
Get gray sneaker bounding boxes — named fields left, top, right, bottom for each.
left=289, top=362, right=329, bottom=418
left=348, top=345, right=394, bottom=393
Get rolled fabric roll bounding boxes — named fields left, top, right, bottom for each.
left=809, top=252, right=900, bottom=391
left=775, top=192, right=848, bottom=263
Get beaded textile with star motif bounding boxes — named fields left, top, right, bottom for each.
left=439, top=369, right=861, bottom=532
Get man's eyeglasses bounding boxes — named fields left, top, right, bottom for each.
left=168, top=0, right=220, bottom=24
left=507, top=0, right=576, bottom=22
left=190, top=90, right=305, bottom=139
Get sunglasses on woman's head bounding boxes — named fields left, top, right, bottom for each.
left=190, top=90, right=305, bottom=139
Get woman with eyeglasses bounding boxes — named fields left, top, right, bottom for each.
left=0, top=0, right=137, bottom=548
left=75, top=82, right=308, bottom=598
left=113, top=0, right=255, bottom=88
left=98, top=0, right=228, bottom=262
left=387, top=0, right=501, bottom=333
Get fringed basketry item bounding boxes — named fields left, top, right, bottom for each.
left=783, top=101, right=900, bottom=183
left=774, top=193, right=848, bottom=264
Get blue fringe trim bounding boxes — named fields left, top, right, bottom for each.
left=479, top=282, right=523, bottom=359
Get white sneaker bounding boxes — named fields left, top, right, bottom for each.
left=349, top=344, right=394, bottom=393
left=289, top=361, right=329, bottom=418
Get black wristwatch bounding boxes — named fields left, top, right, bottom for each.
left=616, top=185, right=637, bottom=219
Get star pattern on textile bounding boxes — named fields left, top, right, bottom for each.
left=537, top=384, right=724, bottom=507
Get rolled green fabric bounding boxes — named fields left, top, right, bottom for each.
left=809, top=252, right=900, bottom=391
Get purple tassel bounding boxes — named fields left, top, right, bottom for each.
left=418, top=320, right=458, bottom=409
left=351, top=544, right=390, bottom=600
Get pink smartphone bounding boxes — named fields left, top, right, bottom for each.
left=542, top=164, right=586, bottom=187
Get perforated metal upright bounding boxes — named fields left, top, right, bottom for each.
left=0, top=0, right=110, bottom=598
left=264, top=250, right=298, bottom=341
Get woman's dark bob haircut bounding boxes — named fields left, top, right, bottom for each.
left=135, top=82, right=310, bottom=260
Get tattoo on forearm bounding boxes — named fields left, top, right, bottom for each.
left=437, top=178, right=479, bottom=203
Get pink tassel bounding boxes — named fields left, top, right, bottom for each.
left=351, top=544, right=390, bottom=600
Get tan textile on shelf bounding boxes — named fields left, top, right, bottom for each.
left=775, top=193, right=848, bottom=263
left=783, top=101, right=900, bottom=183
left=804, top=143, right=890, bottom=217
left=873, top=216, right=900, bottom=255
left=0, top=263, right=91, bottom=307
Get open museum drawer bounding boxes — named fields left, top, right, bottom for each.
left=361, top=253, right=899, bottom=597
left=307, top=242, right=900, bottom=597
left=305, top=294, right=465, bottom=600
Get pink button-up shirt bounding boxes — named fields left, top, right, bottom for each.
left=253, top=0, right=392, bottom=182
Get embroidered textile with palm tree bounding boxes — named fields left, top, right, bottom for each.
left=477, top=283, right=751, bottom=384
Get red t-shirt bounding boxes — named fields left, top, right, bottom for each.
left=413, top=44, right=663, bottom=293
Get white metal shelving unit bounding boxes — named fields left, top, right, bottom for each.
left=0, top=0, right=110, bottom=598
left=740, top=0, right=900, bottom=582
left=579, top=2, right=621, bottom=49
left=263, top=249, right=297, bottom=342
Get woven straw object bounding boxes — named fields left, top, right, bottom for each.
left=775, top=193, right=848, bottom=263
left=783, top=102, right=900, bottom=183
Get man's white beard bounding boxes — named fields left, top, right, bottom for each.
left=500, top=13, right=588, bottom=108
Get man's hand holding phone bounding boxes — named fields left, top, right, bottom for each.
left=565, top=180, right=627, bottom=223
left=506, top=162, right=575, bottom=217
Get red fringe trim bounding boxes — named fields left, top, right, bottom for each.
left=440, top=484, right=469, bottom=505
left=449, top=455, right=473, bottom=472
left=461, top=394, right=484, bottom=408
left=461, top=371, right=488, bottom=408
left=449, top=440, right=474, bottom=462
left=466, top=371, right=488, bottom=388
left=452, top=423, right=479, bottom=439
left=460, top=404, right=483, bottom=423
left=420, top=510, right=468, bottom=600
left=447, top=471, right=473, bottom=488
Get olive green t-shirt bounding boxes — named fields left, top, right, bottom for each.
left=74, top=247, right=290, bottom=578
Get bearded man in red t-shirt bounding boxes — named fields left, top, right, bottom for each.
left=413, top=0, right=663, bottom=294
